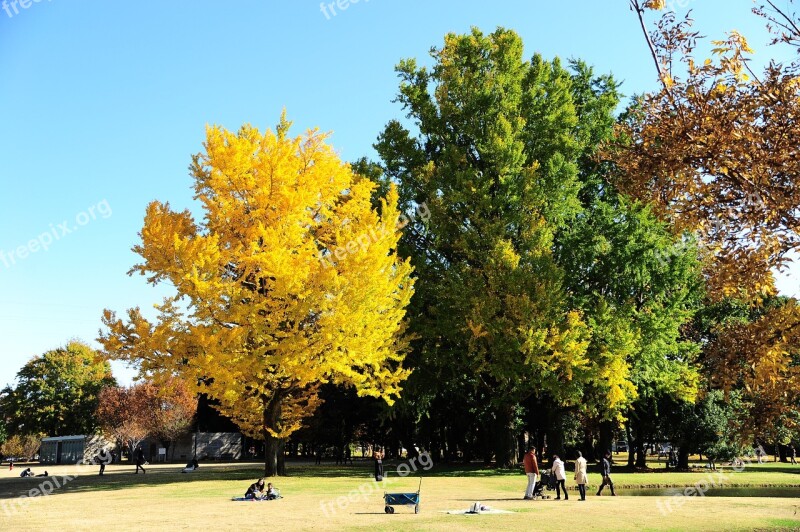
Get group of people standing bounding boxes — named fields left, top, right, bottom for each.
left=523, top=446, right=616, bottom=501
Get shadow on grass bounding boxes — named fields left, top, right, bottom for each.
left=2, top=459, right=796, bottom=500
left=0, top=461, right=520, bottom=500
left=0, top=466, right=264, bottom=500
left=454, top=498, right=524, bottom=502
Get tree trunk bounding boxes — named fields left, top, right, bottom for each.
left=634, top=421, right=647, bottom=468
left=598, top=421, right=613, bottom=462
left=635, top=445, right=647, bottom=468
left=625, top=423, right=635, bottom=468
left=778, top=444, right=788, bottom=463
left=581, top=428, right=597, bottom=462
left=493, top=405, right=518, bottom=468
left=677, top=447, right=689, bottom=469
left=517, top=433, right=527, bottom=460
left=264, top=434, right=281, bottom=476
left=277, top=439, right=286, bottom=474
left=263, top=394, right=286, bottom=477
left=547, top=409, right=566, bottom=460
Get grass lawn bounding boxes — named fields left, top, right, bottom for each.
left=0, top=459, right=798, bottom=531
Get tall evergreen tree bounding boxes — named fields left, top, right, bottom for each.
left=375, top=28, right=637, bottom=466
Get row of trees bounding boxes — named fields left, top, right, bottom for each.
left=87, top=1, right=800, bottom=475
left=0, top=342, right=196, bottom=462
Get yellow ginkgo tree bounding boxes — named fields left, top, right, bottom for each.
left=99, top=114, right=414, bottom=476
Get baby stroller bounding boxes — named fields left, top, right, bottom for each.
left=533, top=470, right=555, bottom=500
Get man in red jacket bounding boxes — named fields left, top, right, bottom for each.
left=523, top=446, right=539, bottom=500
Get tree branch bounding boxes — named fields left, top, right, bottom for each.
left=631, top=0, right=669, bottom=90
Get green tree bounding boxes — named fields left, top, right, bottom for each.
left=558, top=194, right=704, bottom=464
left=2, top=342, right=116, bottom=437
left=375, top=27, right=629, bottom=466
left=0, top=388, right=9, bottom=447
left=659, top=390, right=746, bottom=469
left=0, top=423, right=7, bottom=447
left=556, top=58, right=704, bottom=464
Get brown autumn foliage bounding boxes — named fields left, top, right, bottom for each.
left=97, top=385, right=150, bottom=456
left=149, top=378, right=196, bottom=454
left=608, top=1, right=800, bottom=301
left=97, top=378, right=196, bottom=457
left=612, top=2, right=800, bottom=432
left=705, top=299, right=800, bottom=434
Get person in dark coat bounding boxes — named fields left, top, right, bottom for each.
left=98, top=449, right=115, bottom=476
left=373, top=448, right=384, bottom=481
left=134, top=445, right=146, bottom=474
left=245, top=478, right=265, bottom=499
left=596, top=451, right=616, bottom=496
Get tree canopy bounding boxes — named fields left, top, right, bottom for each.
left=100, top=114, right=414, bottom=475
left=0, top=342, right=115, bottom=437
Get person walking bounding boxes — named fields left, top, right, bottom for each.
left=134, top=445, right=146, bottom=474
left=98, top=449, right=114, bottom=476
left=522, top=446, right=539, bottom=500
left=596, top=451, right=616, bottom=496
left=791, top=445, right=797, bottom=465
left=551, top=455, right=568, bottom=500
left=574, top=451, right=588, bottom=501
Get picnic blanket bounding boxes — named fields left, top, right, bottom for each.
left=445, top=503, right=512, bottom=515
left=445, top=508, right=513, bottom=515
left=231, top=496, right=282, bottom=502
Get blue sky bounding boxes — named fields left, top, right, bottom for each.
left=0, top=0, right=796, bottom=387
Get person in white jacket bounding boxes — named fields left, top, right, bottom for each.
left=574, top=451, right=588, bottom=501
left=551, top=455, right=568, bottom=500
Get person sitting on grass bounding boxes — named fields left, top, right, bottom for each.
left=245, top=478, right=266, bottom=500
left=265, top=482, right=280, bottom=500
left=20, top=467, right=33, bottom=477
left=182, top=457, right=199, bottom=473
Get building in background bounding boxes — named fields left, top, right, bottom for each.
left=39, top=435, right=109, bottom=465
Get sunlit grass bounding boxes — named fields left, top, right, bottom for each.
left=0, top=460, right=798, bottom=531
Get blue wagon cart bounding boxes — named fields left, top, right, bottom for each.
left=384, top=478, right=421, bottom=514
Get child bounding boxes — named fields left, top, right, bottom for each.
left=265, top=482, right=280, bottom=500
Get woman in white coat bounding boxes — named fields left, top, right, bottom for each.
left=551, top=455, right=568, bottom=500
left=574, top=451, right=588, bottom=501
